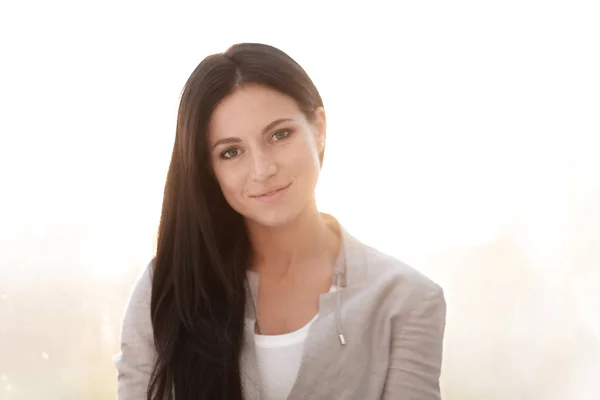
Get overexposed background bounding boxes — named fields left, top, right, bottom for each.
left=1, top=0, right=599, bottom=399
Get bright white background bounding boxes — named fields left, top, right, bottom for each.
left=0, top=1, right=599, bottom=399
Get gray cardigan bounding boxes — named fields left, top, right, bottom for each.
left=114, top=224, right=446, bottom=399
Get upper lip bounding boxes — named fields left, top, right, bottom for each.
left=251, top=182, right=292, bottom=197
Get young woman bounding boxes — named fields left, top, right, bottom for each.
left=114, top=43, right=446, bottom=400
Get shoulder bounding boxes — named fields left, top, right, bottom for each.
left=365, top=244, right=446, bottom=328
left=121, top=259, right=155, bottom=330
left=366, top=243, right=440, bottom=293
left=343, top=230, right=444, bottom=317
left=131, top=259, right=154, bottom=299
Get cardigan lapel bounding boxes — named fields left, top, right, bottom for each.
left=240, top=218, right=367, bottom=400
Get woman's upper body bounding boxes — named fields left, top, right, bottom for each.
left=114, top=215, right=446, bottom=399
left=113, top=42, right=446, bottom=399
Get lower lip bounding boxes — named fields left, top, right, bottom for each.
left=252, top=183, right=292, bottom=203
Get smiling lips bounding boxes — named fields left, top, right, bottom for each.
left=251, top=181, right=293, bottom=202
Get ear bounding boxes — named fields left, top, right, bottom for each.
left=313, top=106, right=327, bottom=152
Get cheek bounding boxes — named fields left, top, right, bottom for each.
left=214, top=164, right=246, bottom=201
left=282, top=134, right=321, bottom=171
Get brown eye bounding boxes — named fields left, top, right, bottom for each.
left=221, top=148, right=239, bottom=159
left=271, top=129, right=292, bottom=141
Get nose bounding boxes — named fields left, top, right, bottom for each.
left=249, top=149, right=277, bottom=181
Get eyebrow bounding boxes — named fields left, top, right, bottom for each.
left=211, top=117, right=294, bottom=150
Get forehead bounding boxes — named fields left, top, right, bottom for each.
left=209, top=84, right=303, bottom=140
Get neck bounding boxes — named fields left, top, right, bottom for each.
left=245, top=203, right=338, bottom=278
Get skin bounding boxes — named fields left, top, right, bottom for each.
left=208, top=84, right=340, bottom=335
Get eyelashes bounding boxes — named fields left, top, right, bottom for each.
left=219, top=128, right=294, bottom=160
left=271, top=128, right=292, bottom=141
left=220, top=147, right=240, bottom=159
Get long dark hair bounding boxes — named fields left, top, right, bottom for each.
left=149, top=43, right=324, bottom=400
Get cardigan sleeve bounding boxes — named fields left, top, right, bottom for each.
left=113, top=264, right=156, bottom=400
left=382, top=285, right=447, bottom=399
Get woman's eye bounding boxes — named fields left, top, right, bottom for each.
left=221, top=148, right=239, bottom=159
left=271, top=129, right=291, bottom=141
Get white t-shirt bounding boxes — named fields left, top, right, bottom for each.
left=253, top=286, right=336, bottom=400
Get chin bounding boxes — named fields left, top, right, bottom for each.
left=248, top=211, right=294, bottom=229
left=244, top=205, right=303, bottom=229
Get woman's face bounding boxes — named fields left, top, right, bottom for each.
left=208, top=84, right=326, bottom=228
